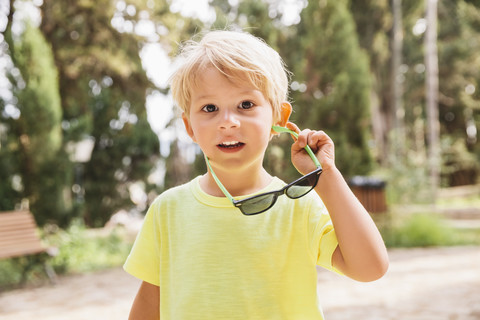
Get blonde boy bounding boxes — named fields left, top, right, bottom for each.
left=125, top=30, right=388, bottom=320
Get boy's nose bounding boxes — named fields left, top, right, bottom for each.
left=219, top=110, right=240, bottom=129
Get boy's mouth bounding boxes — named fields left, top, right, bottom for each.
left=217, top=141, right=245, bottom=149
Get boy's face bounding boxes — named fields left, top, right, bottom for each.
left=182, top=66, right=274, bottom=173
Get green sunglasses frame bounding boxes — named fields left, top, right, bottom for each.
left=205, top=125, right=323, bottom=215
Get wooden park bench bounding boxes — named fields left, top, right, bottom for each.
left=0, top=210, right=57, bottom=284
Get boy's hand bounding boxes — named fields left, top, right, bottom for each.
left=286, top=122, right=335, bottom=175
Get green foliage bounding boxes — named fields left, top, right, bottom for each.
left=287, top=0, right=374, bottom=178
left=3, top=0, right=480, bottom=226
left=381, top=213, right=480, bottom=247
left=400, top=0, right=480, bottom=188
left=385, top=213, right=450, bottom=247
left=442, top=137, right=480, bottom=186
left=0, top=259, right=23, bottom=289
left=12, top=24, right=62, bottom=159
left=45, top=221, right=133, bottom=274
left=39, top=0, right=162, bottom=226
left=0, top=253, right=56, bottom=290
left=83, top=87, right=160, bottom=226
left=0, top=137, right=21, bottom=210
left=1, top=19, right=68, bottom=224
left=382, top=148, right=432, bottom=204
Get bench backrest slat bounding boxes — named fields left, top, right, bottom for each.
left=0, top=211, right=47, bottom=260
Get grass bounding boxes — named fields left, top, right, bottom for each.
left=377, top=212, right=480, bottom=248
left=437, top=194, right=480, bottom=208
left=375, top=180, right=480, bottom=248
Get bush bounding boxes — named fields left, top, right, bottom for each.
left=0, top=259, right=24, bottom=289
left=382, top=213, right=480, bottom=247
left=45, top=219, right=133, bottom=274
left=381, top=151, right=432, bottom=205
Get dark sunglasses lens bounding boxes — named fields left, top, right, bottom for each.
left=240, top=194, right=276, bottom=215
left=286, top=185, right=313, bottom=198
left=286, top=172, right=319, bottom=198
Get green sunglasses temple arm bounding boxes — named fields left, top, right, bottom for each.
left=204, top=156, right=236, bottom=203
left=271, top=126, right=322, bottom=168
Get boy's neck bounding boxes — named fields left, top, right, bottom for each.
left=200, top=165, right=272, bottom=198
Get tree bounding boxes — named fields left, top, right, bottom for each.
left=2, top=6, right=68, bottom=224
left=286, top=0, right=374, bottom=178
left=349, top=0, right=393, bottom=165
left=435, top=0, right=480, bottom=186
left=391, top=0, right=407, bottom=160
left=390, top=0, right=480, bottom=192
left=424, top=0, right=440, bottom=199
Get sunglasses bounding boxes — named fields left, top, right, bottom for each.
left=205, top=125, right=323, bottom=215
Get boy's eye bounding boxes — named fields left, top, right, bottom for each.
left=239, top=101, right=254, bottom=109
left=202, top=104, right=218, bottom=112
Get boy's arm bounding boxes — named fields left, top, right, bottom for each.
left=286, top=123, right=389, bottom=282
left=316, top=167, right=388, bottom=281
left=129, top=281, right=160, bottom=320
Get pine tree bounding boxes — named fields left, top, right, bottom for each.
left=287, top=0, right=374, bottom=178
left=2, top=18, right=67, bottom=224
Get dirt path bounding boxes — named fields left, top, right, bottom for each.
left=318, top=246, right=480, bottom=320
left=0, top=246, right=479, bottom=320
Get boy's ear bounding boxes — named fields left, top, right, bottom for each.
left=181, top=112, right=196, bottom=142
left=277, top=102, right=292, bottom=127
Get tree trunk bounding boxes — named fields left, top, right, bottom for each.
left=391, top=0, right=406, bottom=162
left=425, top=0, right=440, bottom=203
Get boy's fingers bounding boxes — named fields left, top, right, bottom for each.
left=284, top=122, right=300, bottom=142
left=285, top=122, right=300, bottom=134
left=285, top=123, right=331, bottom=154
left=310, top=130, right=327, bottom=144
left=296, top=129, right=313, bottom=149
left=303, top=130, right=332, bottom=155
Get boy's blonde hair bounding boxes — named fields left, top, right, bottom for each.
left=169, top=30, right=290, bottom=122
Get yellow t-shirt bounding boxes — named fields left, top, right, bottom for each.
left=124, top=176, right=340, bottom=319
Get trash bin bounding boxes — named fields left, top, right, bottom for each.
left=348, top=176, right=387, bottom=213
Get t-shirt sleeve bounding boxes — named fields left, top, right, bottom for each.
left=123, top=199, right=161, bottom=286
left=307, top=196, right=343, bottom=275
